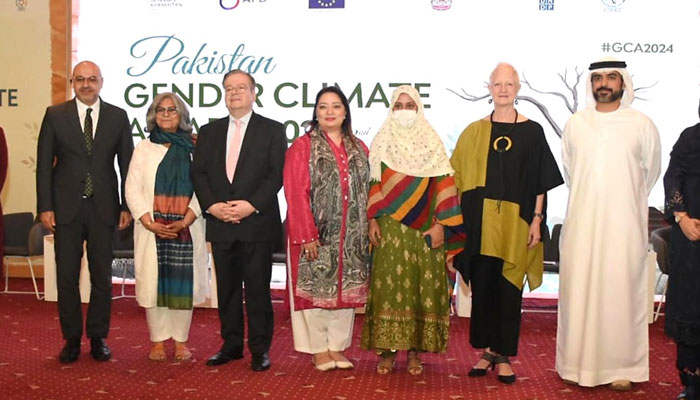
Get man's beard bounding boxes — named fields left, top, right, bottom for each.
left=593, top=87, right=624, bottom=103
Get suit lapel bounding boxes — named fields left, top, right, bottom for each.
left=214, top=117, right=231, bottom=181
left=66, top=99, right=89, bottom=156
left=92, top=99, right=111, bottom=151
left=234, top=112, right=258, bottom=175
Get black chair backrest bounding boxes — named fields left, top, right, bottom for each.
left=650, top=226, right=671, bottom=275
left=543, top=223, right=562, bottom=262
left=28, top=222, right=51, bottom=256
left=3, top=212, right=34, bottom=254
left=112, top=224, right=134, bottom=259
left=271, top=220, right=287, bottom=264
left=648, top=207, right=669, bottom=239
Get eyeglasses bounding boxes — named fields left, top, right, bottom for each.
left=71, top=76, right=101, bottom=84
left=155, top=107, right=179, bottom=115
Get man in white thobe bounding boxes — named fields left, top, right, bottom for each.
left=556, top=59, right=661, bottom=391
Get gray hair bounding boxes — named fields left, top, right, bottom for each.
left=145, top=92, right=193, bottom=133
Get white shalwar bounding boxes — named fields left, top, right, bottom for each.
left=556, top=104, right=661, bottom=386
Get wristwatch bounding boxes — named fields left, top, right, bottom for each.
left=675, top=214, right=687, bottom=224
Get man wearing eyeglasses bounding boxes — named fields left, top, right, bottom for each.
left=36, top=60, right=134, bottom=364
left=192, top=69, right=286, bottom=372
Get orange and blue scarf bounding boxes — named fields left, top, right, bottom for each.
left=150, top=128, right=195, bottom=310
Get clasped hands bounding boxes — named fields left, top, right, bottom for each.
left=208, top=200, right=256, bottom=224
left=678, top=214, right=700, bottom=241
left=145, top=218, right=187, bottom=239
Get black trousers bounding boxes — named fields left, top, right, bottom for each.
left=55, top=198, right=115, bottom=340
left=211, top=240, right=274, bottom=355
left=677, top=341, right=700, bottom=373
left=469, top=255, right=523, bottom=356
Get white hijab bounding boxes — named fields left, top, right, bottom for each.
left=585, top=57, right=635, bottom=109
left=368, top=85, right=453, bottom=181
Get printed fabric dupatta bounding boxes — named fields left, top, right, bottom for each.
left=150, top=128, right=195, bottom=310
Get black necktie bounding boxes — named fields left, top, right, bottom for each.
left=84, top=108, right=93, bottom=197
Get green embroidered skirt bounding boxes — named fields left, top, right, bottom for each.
left=361, top=216, right=450, bottom=353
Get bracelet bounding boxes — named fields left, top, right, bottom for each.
left=145, top=220, right=152, bottom=228
left=533, top=212, right=544, bottom=220
left=181, top=220, right=188, bottom=229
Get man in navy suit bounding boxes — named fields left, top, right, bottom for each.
left=36, top=61, right=133, bottom=363
left=192, top=69, right=286, bottom=372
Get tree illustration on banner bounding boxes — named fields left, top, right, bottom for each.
left=447, top=66, right=657, bottom=138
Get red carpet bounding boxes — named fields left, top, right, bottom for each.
left=0, top=278, right=681, bottom=399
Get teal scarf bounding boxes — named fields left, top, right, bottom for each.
left=150, top=128, right=195, bottom=309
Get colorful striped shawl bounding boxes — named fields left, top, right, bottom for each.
left=368, top=163, right=465, bottom=258
left=150, top=129, right=195, bottom=310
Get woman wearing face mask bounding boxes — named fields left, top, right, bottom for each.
left=361, top=85, right=465, bottom=375
left=450, top=63, right=563, bottom=384
left=283, top=86, right=370, bottom=371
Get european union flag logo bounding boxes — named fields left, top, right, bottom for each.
left=309, top=0, right=345, bottom=8
left=539, top=0, right=554, bottom=10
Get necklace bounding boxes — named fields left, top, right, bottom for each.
left=490, top=109, right=518, bottom=153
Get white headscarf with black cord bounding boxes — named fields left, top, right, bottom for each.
left=586, top=57, right=635, bottom=109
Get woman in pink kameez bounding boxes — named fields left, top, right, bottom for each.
left=283, top=86, right=370, bottom=371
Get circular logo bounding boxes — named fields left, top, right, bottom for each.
left=601, top=0, right=626, bottom=8
left=220, top=0, right=240, bottom=10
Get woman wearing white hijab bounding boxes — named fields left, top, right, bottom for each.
left=361, top=85, right=465, bottom=375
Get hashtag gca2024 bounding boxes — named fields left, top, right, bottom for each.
left=602, top=42, right=674, bottom=54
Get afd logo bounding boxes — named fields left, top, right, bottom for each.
left=220, top=0, right=268, bottom=10
left=309, top=0, right=345, bottom=9
left=539, top=0, right=554, bottom=11
left=220, top=0, right=239, bottom=9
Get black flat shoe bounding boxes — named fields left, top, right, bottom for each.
left=677, top=372, right=699, bottom=399
left=676, top=386, right=697, bottom=400
left=251, top=352, right=271, bottom=372
left=90, top=338, right=112, bottom=361
left=205, top=349, right=244, bottom=366
left=468, top=351, right=496, bottom=377
left=59, top=338, right=81, bottom=364
left=494, top=355, right=516, bottom=384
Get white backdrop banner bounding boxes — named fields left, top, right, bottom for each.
left=76, top=0, right=700, bottom=219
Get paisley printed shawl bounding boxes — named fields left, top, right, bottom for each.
left=295, top=128, right=370, bottom=307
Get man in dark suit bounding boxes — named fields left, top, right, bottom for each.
left=192, top=69, right=286, bottom=372
left=36, top=61, right=133, bottom=363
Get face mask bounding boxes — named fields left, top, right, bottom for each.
left=392, top=110, right=418, bottom=128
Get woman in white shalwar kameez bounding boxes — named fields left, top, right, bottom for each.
left=126, top=93, right=209, bottom=362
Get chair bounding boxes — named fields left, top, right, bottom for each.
left=271, top=220, right=287, bottom=265
left=650, top=226, right=671, bottom=322
left=112, top=224, right=135, bottom=299
left=3, top=213, right=47, bottom=300
left=542, top=223, right=561, bottom=273
left=648, top=207, right=669, bottom=239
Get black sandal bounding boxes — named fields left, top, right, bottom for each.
left=494, top=355, right=516, bottom=384
left=468, top=351, right=496, bottom=377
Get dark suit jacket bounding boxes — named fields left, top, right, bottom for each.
left=36, top=98, right=133, bottom=226
left=192, top=112, right=286, bottom=243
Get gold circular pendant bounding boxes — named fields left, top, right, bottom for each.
left=493, top=136, right=512, bottom=152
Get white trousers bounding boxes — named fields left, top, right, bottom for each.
left=290, top=307, right=355, bottom=354
left=145, top=307, right=193, bottom=343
